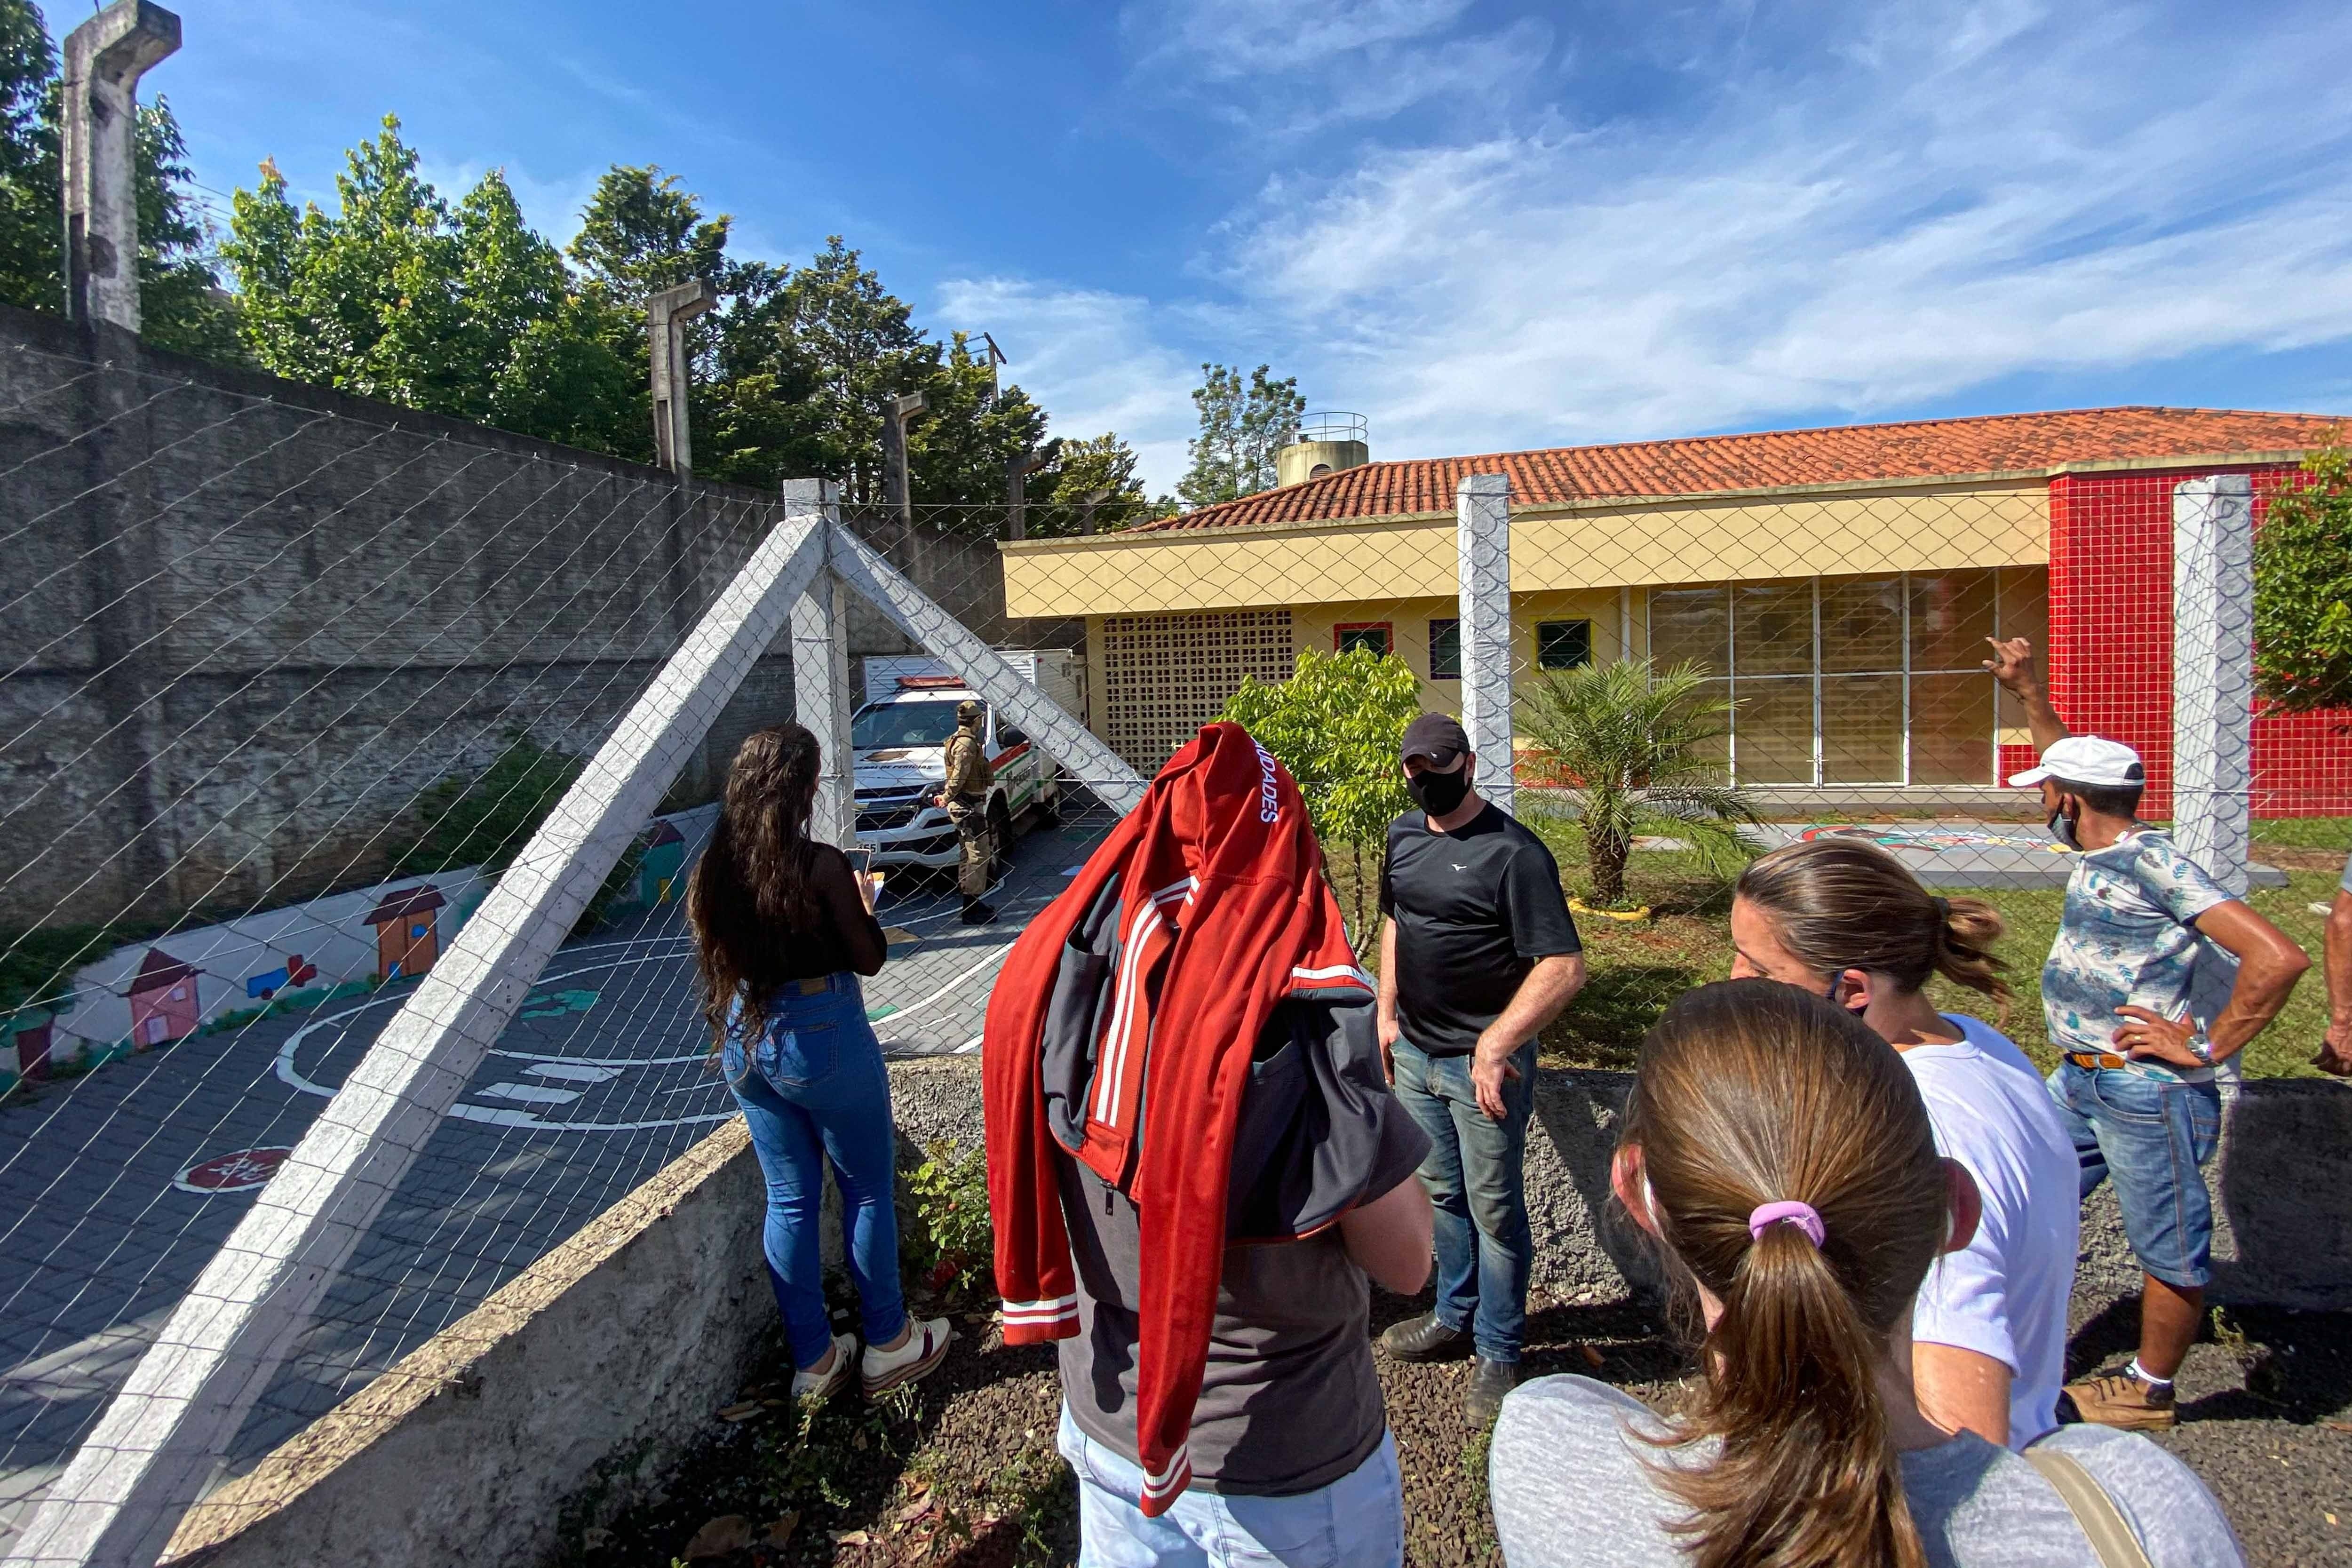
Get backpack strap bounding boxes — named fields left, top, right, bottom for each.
left=2025, top=1447, right=2155, bottom=1568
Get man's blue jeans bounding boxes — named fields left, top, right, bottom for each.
left=723, top=972, right=906, bottom=1367
left=1057, top=1405, right=1404, bottom=1568
left=2047, top=1062, right=2221, bottom=1289
left=1390, top=1036, right=1536, bottom=1363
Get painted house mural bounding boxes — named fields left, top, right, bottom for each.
left=127, top=949, right=200, bottom=1049
left=365, top=884, right=447, bottom=982
left=639, top=820, right=687, bottom=907
left=3, top=803, right=718, bottom=1089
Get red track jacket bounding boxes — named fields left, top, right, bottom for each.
left=983, top=723, right=1367, bottom=1513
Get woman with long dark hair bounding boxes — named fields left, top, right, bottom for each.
left=1488, top=981, right=2241, bottom=1567
left=1731, top=838, right=2076, bottom=1451
left=688, top=723, right=951, bottom=1401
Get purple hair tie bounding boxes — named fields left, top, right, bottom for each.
left=1748, top=1200, right=1826, bottom=1249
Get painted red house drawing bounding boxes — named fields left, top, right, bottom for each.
left=127, top=949, right=200, bottom=1049
left=365, top=884, right=447, bottom=981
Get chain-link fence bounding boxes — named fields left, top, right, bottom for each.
left=3, top=308, right=2346, bottom=1565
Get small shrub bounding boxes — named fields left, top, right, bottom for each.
left=902, top=1139, right=993, bottom=1298
left=2254, top=444, right=2352, bottom=713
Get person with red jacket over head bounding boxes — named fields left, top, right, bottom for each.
left=985, top=722, right=1433, bottom=1565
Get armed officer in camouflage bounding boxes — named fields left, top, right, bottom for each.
left=937, top=700, right=997, bottom=925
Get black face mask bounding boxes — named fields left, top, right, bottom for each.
left=1407, top=765, right=1472, bottom=817
left=2047, top=803, right=2082, bottom=852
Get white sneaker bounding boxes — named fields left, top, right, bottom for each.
left=791, top=1331, right=857, bottom=1402
left=861, top=1316, right=955, bottom=1397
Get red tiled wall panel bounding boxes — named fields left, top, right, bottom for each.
left=2046, top=467, right=2352, bottom=819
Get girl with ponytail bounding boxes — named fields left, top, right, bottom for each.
left=1730, top=838, right=2075, bottom=1451
left=1488, top=981, right=2243, bottom=1568
left=688, top=724, right=952, bottom=1404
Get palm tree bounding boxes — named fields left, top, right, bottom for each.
left=1518, top=659, right=1756, bottom=907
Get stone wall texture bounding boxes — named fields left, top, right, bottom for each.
left=0, top=309, right=1030, bottom=929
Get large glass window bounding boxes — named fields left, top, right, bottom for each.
left=1645, top=569, right=2045, bottom=787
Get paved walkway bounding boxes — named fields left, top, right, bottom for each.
left=1748, top=819, right=2288, bottom=890
left=0, top=812, right=1108, bottom=1552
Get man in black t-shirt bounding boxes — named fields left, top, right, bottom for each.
left=1375, top=713, right=1584, bottom=1424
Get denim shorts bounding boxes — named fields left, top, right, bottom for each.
left=2047, top=1063, right=2221, bottom=1288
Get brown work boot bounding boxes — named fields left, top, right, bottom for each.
left=2063, top=1368, right=2178, bottom=1431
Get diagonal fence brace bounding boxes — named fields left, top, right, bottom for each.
left=9, top=518, right=828, bottom=1568
left=824, top=521, right=1146, bottom=816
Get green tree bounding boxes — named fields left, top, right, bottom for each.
left=1221, top=647, right=1420, bottom=945
left=1518, top=659, right=1756, bottom=907
left=1177, top=362, right=1304, bottom=509
left=909, top=330, right=1051, bottom=526
left=225, top=122, right=636, bottom=444
left=0, top=0, right=238, bottom=359
left=780, top=235, right=936, bottom=506
left=2254, top=444, right=2352, bottom=714
left=1023, top=431, right=1167, bottom=536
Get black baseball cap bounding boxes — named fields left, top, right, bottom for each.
left=1400, top=712, right=1470, bottom=767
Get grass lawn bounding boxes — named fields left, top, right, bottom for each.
left=1342, top=815, right=2350, bottom=1081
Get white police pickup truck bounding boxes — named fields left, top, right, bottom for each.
left=851, top=652, right=1085, bottom=876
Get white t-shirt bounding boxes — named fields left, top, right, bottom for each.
left=1904, top=1014, right=2082, bottom=1448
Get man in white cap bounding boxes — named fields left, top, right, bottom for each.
left=1986, top=638, right=2309, bottom=1431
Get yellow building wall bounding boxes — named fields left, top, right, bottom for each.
left=1004, top=480, right=2050, bottom=619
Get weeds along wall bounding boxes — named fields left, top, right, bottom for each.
left=0, top=307, right=1013, bottom=930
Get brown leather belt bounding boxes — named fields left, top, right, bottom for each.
left=2063, top=1049, right=2130, bottom=1071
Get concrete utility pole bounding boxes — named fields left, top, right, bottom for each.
left=879, top=391, right=926, bottom=526
left=62, top=0, right=180, bottom=332
left=1002, top=439, right=1059, bottom=541
left=647, top=279, right=719, bottom=475
left=1076, top=486, right=1112, bottom=537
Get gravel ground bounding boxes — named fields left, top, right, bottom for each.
left=572, top=1274, right=2350, bottom=1568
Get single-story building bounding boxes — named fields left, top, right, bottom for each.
left=1000, top=406, right=2351, bottom=816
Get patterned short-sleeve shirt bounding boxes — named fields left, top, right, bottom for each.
left=2041, top=829, right=2233, bottom=1082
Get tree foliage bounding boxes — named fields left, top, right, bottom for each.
left=2253, top=445, right=2352, bottom=714
left=1017, top=430, right=1172, bottom=536
left=1518, top=659, right=1756, bottom=907
left=1177, top=362, right=1304, bottom=508
left=1221, top=647, right=1420, bottom=945
left=0, top=0, right=239, bottom=359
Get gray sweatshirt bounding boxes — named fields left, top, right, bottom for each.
left=1489, top=1376, right=2244, bottom=1567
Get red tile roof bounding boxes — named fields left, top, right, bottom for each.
left=1133, top=406, right=2348, bottom=533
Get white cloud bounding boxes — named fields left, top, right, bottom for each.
left=1212, top=2, right=2352, bottom=458
left=934, top=278, right=1205, bottom=493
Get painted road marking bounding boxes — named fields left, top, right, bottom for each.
left=172, top=1147, right=292, bottom=1194
left=524, top=1063, right=624, bottom=1083
left=473, top=1083, right=583, bottom=1106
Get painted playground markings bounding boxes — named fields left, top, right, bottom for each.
left=172, top=1147, right=292, bottom=1194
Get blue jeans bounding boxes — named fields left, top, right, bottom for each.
left=724, top=972, right=906, bottom=1367
left=2047, top=1063, right=2221, bottom=1289
left=1390, top=1036, right=1536, bottom=1362
left=1057, top=1405, right=1403, bottom=1568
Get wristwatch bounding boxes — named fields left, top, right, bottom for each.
left=2186, top=1031, right=2215, bottom=1065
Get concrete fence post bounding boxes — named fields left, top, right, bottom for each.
left=647, top=279, right=719, bottom=475
left=2173, top=472, right=2257, bottom=1051
left=785, top=479, right=856, bottom=847
left=2173, top=474, right=2257, bottom=893
left=61, top=0, right=179, bottom=332
left=1458, top=473, right=1514, bottom=816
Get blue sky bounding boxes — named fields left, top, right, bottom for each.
left=148, top=0, right=2352, bottom=492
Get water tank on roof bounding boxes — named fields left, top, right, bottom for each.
left=1276, top=412, right=1369, bottom=488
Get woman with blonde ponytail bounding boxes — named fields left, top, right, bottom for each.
left=688, top=724, right=952, bottom=1405
left=1489, top=981, right=2242, bottom=1568
left=1730, top=837, right=2075, bottom=1451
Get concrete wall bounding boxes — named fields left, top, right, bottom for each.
left=0, top=308, right=1015, bottom=928
left=152, top=1058, right=2352, bottom=1568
